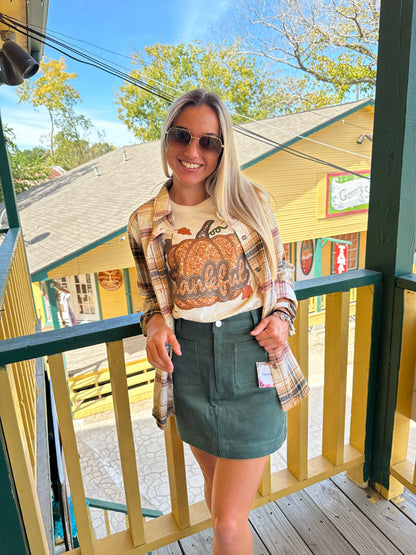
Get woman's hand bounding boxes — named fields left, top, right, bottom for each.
left=145, top=314, right=181, bottom=373
left=250, top=314, right=289, bottom=354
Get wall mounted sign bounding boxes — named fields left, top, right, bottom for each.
left=97, top=269, right=123, bottom=291
left=326, top=171, right=370, bottom=217
left=296, top=239, right=315, bottom=281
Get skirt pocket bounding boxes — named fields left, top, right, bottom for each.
left=172, top=338, right=200, bottom=386
left=233, top=338, right=268, bottom=390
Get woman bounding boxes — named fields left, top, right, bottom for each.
left=128, top=89, right=308, bottom=554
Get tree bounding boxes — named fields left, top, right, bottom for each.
left=116, top=41, right=276, bottom=142
left=3, top=127, right=51, bottom=198
left=17, top=57, right=115, bottom=171
left=17, top=57, right=81, bottom=156
left=52, top=110, right=114, bottom=170
left=229, top=0, right=379, bottom=103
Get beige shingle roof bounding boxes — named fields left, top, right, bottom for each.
left=5, top=99, right=372, bottom=278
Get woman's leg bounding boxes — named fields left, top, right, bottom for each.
left=191, top=446, right=268, bottom=554
left=190, top=445, right=217, bottom=512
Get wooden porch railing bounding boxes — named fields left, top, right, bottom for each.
left=0, top=228, right=38, bottom=473
left=0, top=269, right=383, bottom=554
left=388, top=273, right=416, bottom=497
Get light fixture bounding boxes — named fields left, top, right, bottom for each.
left=356, top=133, right=373, bottom=144
left=0, top=31, right=39, bottom=86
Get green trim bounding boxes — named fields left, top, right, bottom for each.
left=0, top=313, right=142, bottom=365
left=123, top=268, right=133, bottom=314
left=240, top=100, right=375, bottom=171
left=294, top=268, right=381, bottom=301
left=0, top=114, right=20, bottom=229
left=86, top=497, right=162, bottom=519
left=94, top=273, right=103, bottom=320
left=396, top=273, right=416, bottom=291
left=0, top=418, right=30, bottom=554
left=45, top=279, right=61, bottom=330
left=30, top=226, right=128, bottom=282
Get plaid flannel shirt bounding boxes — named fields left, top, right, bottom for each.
left=128, top=183, right=309, bottom=430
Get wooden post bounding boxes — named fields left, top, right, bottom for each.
left=322, top=291, right=349, bottom=466
left=365, top=0, right=416, bottom=492
left=164, top=417, right=190, bottom=530
left=287, top=299, right=309, bottom=481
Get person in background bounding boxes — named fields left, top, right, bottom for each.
left=128, top=89, right=309, bottom=555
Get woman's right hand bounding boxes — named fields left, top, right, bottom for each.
left=145, top=313, right=181, bottom=373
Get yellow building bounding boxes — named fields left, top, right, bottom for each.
left=10, top=99, right=373, bottom=327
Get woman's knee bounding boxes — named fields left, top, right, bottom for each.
left=212, top=513, right=247, bottom=546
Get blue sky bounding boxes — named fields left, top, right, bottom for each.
left=0, top=0, right=233, bottom=149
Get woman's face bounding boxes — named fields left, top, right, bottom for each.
left=166, top=104, right=221, bottom=197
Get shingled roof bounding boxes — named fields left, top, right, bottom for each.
left=4, top=99, right=373, bottom=279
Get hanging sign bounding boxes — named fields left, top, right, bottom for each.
left=335, top=243, right=348, bottom=274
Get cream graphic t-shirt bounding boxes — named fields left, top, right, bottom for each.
left=164, top=197, right=262, bottom=322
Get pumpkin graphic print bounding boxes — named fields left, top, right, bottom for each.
left=166, top=219, right=251, bottom=309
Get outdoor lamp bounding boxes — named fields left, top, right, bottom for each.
left=0, top=49, right=23, bottom=85
left=0, top=31, right=39, bottom=86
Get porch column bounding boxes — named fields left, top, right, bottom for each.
left=366, top=0, right=416, bottom=492
left=0, top=113, right=20, bottom=229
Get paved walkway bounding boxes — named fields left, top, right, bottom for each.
left=66, top=323, right=416, bottom=543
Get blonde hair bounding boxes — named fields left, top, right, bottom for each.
left=161, top=89, right=278, bottom=278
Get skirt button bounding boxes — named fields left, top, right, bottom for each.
left=215, top=320, right=223, bottom=327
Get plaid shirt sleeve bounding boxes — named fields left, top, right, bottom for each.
left=128, top=211, right=161, bottom=335
left=268, top=205, right=297, bottom=320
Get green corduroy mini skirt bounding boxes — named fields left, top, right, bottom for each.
left=171, top=308, right=286, bottom=459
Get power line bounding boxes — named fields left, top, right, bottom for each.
left=0, top=12, right=371, bottom=179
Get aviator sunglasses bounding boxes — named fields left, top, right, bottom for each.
left=166, top=127, right=224, bottom=156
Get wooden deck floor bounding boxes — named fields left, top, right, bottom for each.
left=153, top=473, right=416, bottom=554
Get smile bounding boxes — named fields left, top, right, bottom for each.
left=180, top=160, right=201, bottom=169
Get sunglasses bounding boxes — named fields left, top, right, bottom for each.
left=166, top=127, right=223, bottom=156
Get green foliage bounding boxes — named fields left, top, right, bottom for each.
left=3, top=127, right=51, bottom=197
left=17, top=57, right=81, bottom=156
left=16, top=56, right=115, bottom=174
left=116, top=41, right=275, bottom=141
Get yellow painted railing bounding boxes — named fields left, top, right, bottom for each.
left=0, top=270, right=382, bottom=554
left=68, top=357, right=155, bottom=419
left=0, top=229, right=38, bottom=473
left=388, top=276, right=416, bottom=497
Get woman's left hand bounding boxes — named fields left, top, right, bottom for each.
left=250, top=314, right=289, bottom=354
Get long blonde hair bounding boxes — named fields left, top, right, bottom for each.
left=161, top=89, right=278, bottom=278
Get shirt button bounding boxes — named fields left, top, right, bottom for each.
left=215, top=320, right=223, bottom=327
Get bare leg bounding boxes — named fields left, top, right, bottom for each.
left=190, top=445, right=217, bottom=512
left=190, top=446, right=268, bottom=554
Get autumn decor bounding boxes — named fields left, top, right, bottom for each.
left=166, top=219, right=250, bottom=309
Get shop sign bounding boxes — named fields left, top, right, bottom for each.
left=97, top=269, right=123, bottom=291
left=327, top=172, right=370, bottom=217
left=335, top=243, right=348, bottom=274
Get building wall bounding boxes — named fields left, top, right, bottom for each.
left=242, top=107, right=373, bottom=245
left=97, top=276, right=128, bottom=320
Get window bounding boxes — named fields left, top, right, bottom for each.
left=75, top=274, right=96, bottom=315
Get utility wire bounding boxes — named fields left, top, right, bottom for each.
left=0, top=12, right=371, bottom=178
